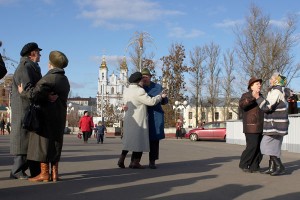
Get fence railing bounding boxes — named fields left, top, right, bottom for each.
left=226, top=114, right=300, bottom=153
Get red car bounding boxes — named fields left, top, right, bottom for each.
left=185, top=121, right=226, bottom=141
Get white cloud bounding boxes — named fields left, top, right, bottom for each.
left=270, top=19, right=289, bottom=29
left=76, top=0, right=184, bottom=29
left=168, top=26, right=204, bottom=39
left=214, top=19, right=243, bottom=28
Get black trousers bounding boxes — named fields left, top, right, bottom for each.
left=97, top=133, right=104, bottom=143
left=11, top=155, right=40, bottom=177
left=239, top=133, right=263, bottom=170
left=121, top=150, right=142, bottom=160
left=149, top=140, right=159, bottom=161
left=82, top=131, right=90, bottom=142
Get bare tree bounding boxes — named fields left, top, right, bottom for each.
left=160, top=43, right=189, bottom=127
left=127, top=31, right=155, bottom=72
left=221, top=49, right=237, bottom=120
left=189, top=46, right=207, bottom=126
left=234, top=4, right=300, bottom=93
left=205, top=42, right=221, bottom=122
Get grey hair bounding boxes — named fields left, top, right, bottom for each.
left=271, top=72, right=280, bottom=78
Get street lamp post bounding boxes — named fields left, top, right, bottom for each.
left=66, top=103, right=74, bottom=131
left=173, top=100, right=188, bottom=128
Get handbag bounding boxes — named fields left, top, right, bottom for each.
left=77, top=133, right=82, bottom=139
left=22, top=103, right=41, bottom=132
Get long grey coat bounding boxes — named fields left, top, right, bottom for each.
left=21, top=68, right=70, bottom=162
left=122, top=84, right=162, bottom=152
left=10, top=57, right=42, bottom=155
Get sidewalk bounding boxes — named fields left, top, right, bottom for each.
left=0, top=134, right=300, bottom=200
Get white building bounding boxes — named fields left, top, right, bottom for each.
left=96, top=56, right=128, bottom=117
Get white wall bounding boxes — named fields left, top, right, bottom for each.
left=226, top=114, right=300, bottom=153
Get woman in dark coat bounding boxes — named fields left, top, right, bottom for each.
left=19, top=50, right=70, bottom=182
left=239, top=77, right=264, bottom=173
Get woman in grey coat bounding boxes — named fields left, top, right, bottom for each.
left=254, top=72, right=290, bottom=176
left=19, top=51, right=70, bottom=182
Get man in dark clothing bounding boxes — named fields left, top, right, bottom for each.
left=141, top=68, right=168, bottom=169
left=10, top=42, right=42, bottom=179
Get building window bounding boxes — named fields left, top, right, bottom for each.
left=111, top=87, right=114, bottom=94
left=102, top=73, right=104, bottom=80
left=228, top=112, right=233, bottom=120
left=215, top=112, right=219, bottom=120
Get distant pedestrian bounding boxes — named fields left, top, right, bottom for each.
left=175, top=119, right=183, bottom=139
left=94, top=121, right=107, bottom=144
left=254, top=72, right=290, bottom=176
left=6, top=121, right=11, bottom=134
left=0, top=119, right=5, bottom=135
left=239, top=77, right=264, bottom=173
left=78, top=111, right=94, bottom=143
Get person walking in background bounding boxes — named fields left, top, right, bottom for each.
left=18, top=50, right=70, bottom=182
left=175, top=119, right=183, bottom=139
left=117, top=72, right=166, bottom=169
left=79, top=111, right=94, bottom=143
left=94, top=121, right=107, bottom=144
left=254, top=72, right=290, bottom=176
left=141, top=68, right=168, bottom=169
left=0, top=119, right=5, bottom=135
left=6, top=121, right=11, bottom=134
left=239, top=77, right=264, bottom=173
left=10, top=42, right=42, bottom=180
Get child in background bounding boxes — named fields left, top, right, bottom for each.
left=94, top=121, right=107, bottom=144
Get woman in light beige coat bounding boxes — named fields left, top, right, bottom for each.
left=118, top=72, right=166, bottom=169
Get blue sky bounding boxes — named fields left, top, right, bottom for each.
left=1, top=0, right=300, bottom=97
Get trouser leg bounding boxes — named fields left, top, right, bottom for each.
left=239, top=133, right=262, bottom=170
left=28, top=160, right=41, bottom=177
left=83, top=132, right=89, bottom=142
left=149, top=140, right=159, bottom=161
left=11, top=155, right=28, bottom=176
left=100, top=134, right=104, bottom=143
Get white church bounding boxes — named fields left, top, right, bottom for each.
left=96, top=56, right=128, bottom=118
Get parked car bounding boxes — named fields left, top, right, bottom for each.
left=185, top=121, right=226, bottom=141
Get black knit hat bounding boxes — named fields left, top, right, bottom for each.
left=20, top=42, right=42, bottom=56
left=129, top=72, right=142, bottom=83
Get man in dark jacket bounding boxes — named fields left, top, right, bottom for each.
left=10, top=42, right=42, bottom=179
left=141, top=68, right=168, bottom=169
left=239, top=77, right=264, bottom=173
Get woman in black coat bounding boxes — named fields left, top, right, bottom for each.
left=239, top=77, right=264, bottom=173
left=19, top=51, right=70, bottom=182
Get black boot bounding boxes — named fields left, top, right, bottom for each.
left=117, top=154, right=126, bottom=168
left=270, top=156, right=285, bottom=176
left=261, top=159, right=275, bottom=174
